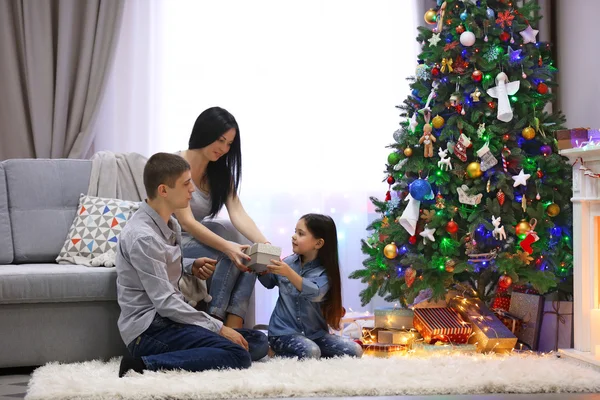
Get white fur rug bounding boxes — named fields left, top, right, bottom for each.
left=26, top=354, right=600, bottom=400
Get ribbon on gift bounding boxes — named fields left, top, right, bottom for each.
left=493, top=308, right=525, bottom=334
left=543, top=300, right=573, bottom=352
left=441, top=58, right=453, bottom=73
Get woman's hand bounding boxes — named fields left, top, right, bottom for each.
left=224, top=241, right=251, bottom=272
left=266, top=259, right=293, bottom=277
left=219, top=326, right=249, bottom=350
left=192, top=257, right=217, bottom=280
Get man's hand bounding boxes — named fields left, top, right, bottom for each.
left=219, top=326, right=249, bottom=350
left=192, top=257, right=217, bottom=280
left=224, top=241, right=251, bottom=272
left=266, top=259, right=293, bottom=277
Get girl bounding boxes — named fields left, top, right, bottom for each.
left=259, top=214, right=363, bottom=359
left=176, top=107, right=271, bottom=329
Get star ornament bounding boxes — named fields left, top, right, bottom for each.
left=470, top=88, right=482, bottom=102
left=420, top=225, right=436, bottom=243
left=512, top=169, right=531, bottom=187
left=428, top=33, right=441, bottom=47
left=519, top=25, right=539, bottom=44
left=508, top=46, right=523, bottom=63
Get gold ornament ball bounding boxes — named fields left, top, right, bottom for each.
left=516, top=220, right=531, bottom=237
left=383, top=243, right=398, bottom=259
left=445, top=259, right=456, bottom=273
left=404, top=147, right=413, bottom=157
left=432, top=115, right=445, bottom=129
left=546, top=203, right=561, bottom=217
left=424, top=9, right=437, bottom=24
left=522, top=126, right=536, bottom=140
left=466, top=162, right=482, bottom=178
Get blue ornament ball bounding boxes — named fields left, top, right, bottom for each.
left=409, top=179, right=432, bottom=201
left=486, top=7, right=494, bottom=19
left=460, top=11, right=468, bottom=21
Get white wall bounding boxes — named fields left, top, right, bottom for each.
left=555, top=0, right=600, bottom=128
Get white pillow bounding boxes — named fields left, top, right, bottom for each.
left=56, top=194, right=140, bottom=267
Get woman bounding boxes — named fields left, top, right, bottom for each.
left=176, top=106, right=270, bottom=329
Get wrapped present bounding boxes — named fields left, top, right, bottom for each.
left=413, top=307, right=472, bottom=344
left=512, top=284, right=540, bottom=295
left=243, top=243, right=281, bottom=273
left=411, top=342, right=478, bottom=355
left=374, top=307, right=414, bottom=329
left=538, top=300, right=573, bottom=352
left=337, top=312, right=374, bottom=338
left=448, top=296, right=517, bottom=353
left=554, top=128, right=589, bottom=150
left=491, top=285, right=511, bottom=311
left=588, top=128, right=600, bottom=142
left=362, top=342, right=407, bottom=358
left=508, top=292, right=544, bottom=350
left=377, top=329, right=417, bottom=346
left=493, top=309, right=523, bottom=335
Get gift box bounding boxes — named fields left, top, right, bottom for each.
left=554, top=128, right=589, bottom=150
left=588, top=128, right=600, bottom=142
left=377, top=329, right=417, bottom=346
left=448, top=296, right=517, bottom=353
left=537, top=300, right=573, bottom=352
left=508, top=292, right=544, bottom=350
left=361, top=342, right=407, bottom=358
left=413, top=307, right=472, bottom=344
left=374, top=307, right=414, bottom=329
left=493, top=309, right=523, bottom=335
left=411, top=342, right=478, bottom=355
left=491, top=286, right=511, bottom=311
left=243, top=243, right=282, bottom=273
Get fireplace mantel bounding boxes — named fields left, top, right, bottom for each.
left=559, top=145, right=600, bottom=366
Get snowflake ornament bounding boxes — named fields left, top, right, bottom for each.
left=484, top=47, right=500, bottom=62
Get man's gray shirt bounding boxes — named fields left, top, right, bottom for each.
left=115, top=201, right=223, bottom=346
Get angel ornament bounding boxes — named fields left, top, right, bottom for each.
left=419, top=123, right=437, bottom=158
left=486, top=72, right=520, bottom=122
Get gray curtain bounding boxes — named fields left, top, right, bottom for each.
left=0, top=0, right=124, bottom=160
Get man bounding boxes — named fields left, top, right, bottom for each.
left=116, top=153, right=267, bottom=377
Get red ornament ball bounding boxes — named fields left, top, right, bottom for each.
left=488, top=101, right=496, bottom=109
left=498, top=275, right=513, bottom=289
left=432, top=67, right=440, bottom=76
left=503, top=134, right=510, bottom=142
left=446, top=220, right=459, bottom=234
left=387, top=176, right=395, bottom=185
left=455, top=104, right=463, bottom=114
left=409, top=235, right=417, bottom=245
left=537, top=82, right=549, bottom=94
left=499, top=32, right=510, bottom=42
left=472, top=70, right=483, bottom=82
left=537, top=169, right=544, bottom=178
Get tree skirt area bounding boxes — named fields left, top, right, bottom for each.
left=26, top=353, right=600, bottom=400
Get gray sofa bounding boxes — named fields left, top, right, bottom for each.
left=0, top=158, right=255, bottom=368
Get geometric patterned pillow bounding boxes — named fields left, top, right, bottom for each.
left=56, top=194, right=140, bottom=267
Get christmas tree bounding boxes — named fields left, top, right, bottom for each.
left=350, top=0, right=573, bottom=306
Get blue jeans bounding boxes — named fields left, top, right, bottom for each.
left=269, top=333, right=363, bottom=359
left=127, top=314, right=269, bottom=372
left=182, top=236, right=257, bottom=321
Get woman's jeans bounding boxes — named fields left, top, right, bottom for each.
left=127, top=314, right=269, bottom=372
left=269, top=333, right=364, bottom=359
left=182, top=235, right=257, bottom=321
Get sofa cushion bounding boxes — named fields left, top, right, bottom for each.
left=0, top=263, right=117, bottom=304
left=4, top=159, right=92, bottom=263
left=56, top=194, right=140, bottom=266
left=0, top=163, right=13, bottom=264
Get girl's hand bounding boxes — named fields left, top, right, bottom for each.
left=192, top=257, right=217, bottom=280
left=224, top=241, right=251, bottom=272
left=267, top=259, right=293, bottom=277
